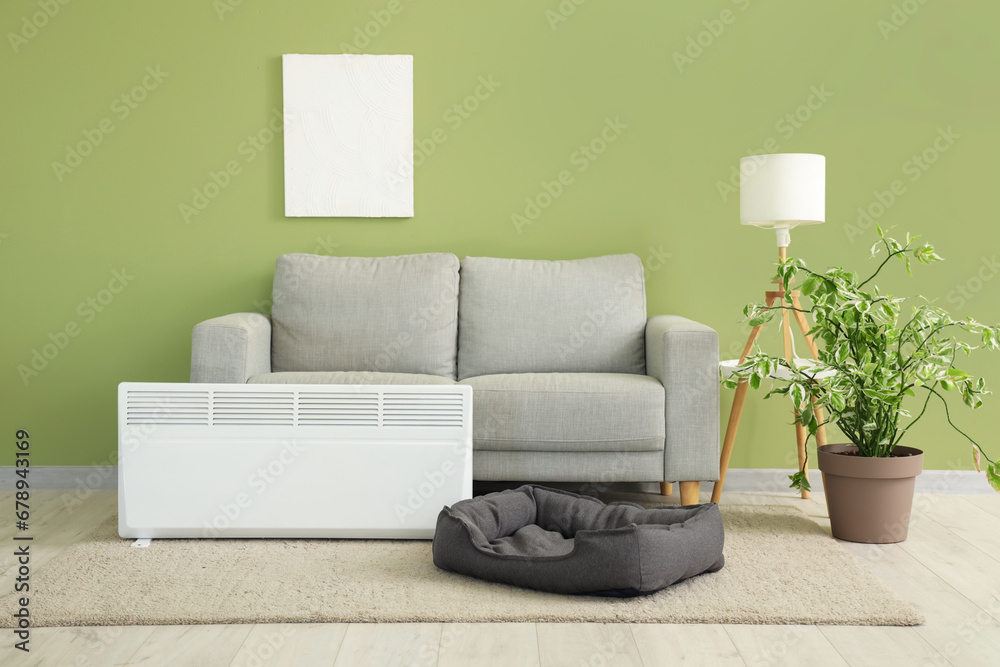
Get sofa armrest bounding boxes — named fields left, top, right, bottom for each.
left=645, top=315, right=720, bottom=482
left=191, top=313, right=271, bottom=383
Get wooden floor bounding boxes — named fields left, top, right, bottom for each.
left=3, top=487, right=1000, bottom=667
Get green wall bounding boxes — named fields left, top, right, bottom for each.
left=4, top=0, right=999, bottom=476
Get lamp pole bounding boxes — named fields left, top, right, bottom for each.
left=712, top=154, right=829, bottom=502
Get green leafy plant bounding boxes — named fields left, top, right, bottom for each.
left=723, top=225, right=1000, bottom=492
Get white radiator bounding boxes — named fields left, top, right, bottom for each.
left=118, top=382, right=472, bottom=539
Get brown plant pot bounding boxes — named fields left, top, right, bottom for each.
left=817, top=443, right=924, bottom=544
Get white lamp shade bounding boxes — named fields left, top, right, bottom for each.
left=740, top=153, right=825, bottom=228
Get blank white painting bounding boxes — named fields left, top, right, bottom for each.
left=283, top=54, right=413, bottom=217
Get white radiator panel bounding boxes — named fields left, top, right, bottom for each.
left=125, top=389, right=210, bottom=425
left=118, top=383, right=472, bottom=539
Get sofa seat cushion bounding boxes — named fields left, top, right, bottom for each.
left=460, top=373, right=664, bottom=452
left=248, top=371, right=456, bottom=385
left=457, top=255, right=648, bottom=379
left=270, top=253, right=460, bottom=378
left=433, top=485, right=725, bottom=595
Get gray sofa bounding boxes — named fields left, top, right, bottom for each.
left=190, top=252, right=720, bottom=502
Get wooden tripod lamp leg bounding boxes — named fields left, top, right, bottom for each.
left=792, top=294, right=826, bottom=498
left=711, top=380, right=749, bottom=503
left=793, top=406, right=810, bottom=500
left=779, top=279, right=813, bottom=499
left=718, top=246, right=824, bottom=503
left=791, top=294, right=829, bottom=477
left=711, top=295, right=775, bottom=504
left=813, top=403, right=828, bottom=448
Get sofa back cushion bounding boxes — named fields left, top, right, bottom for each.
left=457, top=254, right=647, bottom=379
left=271, top=253, right=460, bottom=377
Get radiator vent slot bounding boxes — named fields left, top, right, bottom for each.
left=297, top=392, right=379, bottom=426
left=382, top=392, right=465, bottom=427
left=126, top=391, right=210, bottom=425
left=212, top=392, right=294, bottom=426
left=125, top=388, right=466, bottom=428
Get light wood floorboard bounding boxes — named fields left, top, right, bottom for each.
left=126, top=624, right=253, bottom=666
left=837, top=538, right=1000, bottom=667
left=912, top=494, right=1000, bottom=564
left=631, top=624, right=744, bottom=666
left=819, top=626, right=948, bottom=666
left=437, top=623, right=539, bottom=667
left=229, top=623, right=347, bottom=667
left=4, top=489, right=999, bottom=667
left=537, top=623, right=643, bottom=666
left=332, top=623, right=441, bottom=667
left=723, top=624, right=848, bottom=667
left=963, top=493, right=1000, bottom=519
left=894, top=507, right=1000, bottom=621
left=4, top=625, right=154, bottom=667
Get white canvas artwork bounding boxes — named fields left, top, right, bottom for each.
left=282, top=54, right=413, bottom=217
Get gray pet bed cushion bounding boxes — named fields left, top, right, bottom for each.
left=432, top=485, right=725, bottom=596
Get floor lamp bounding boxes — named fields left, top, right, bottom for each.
left=712, top=153, right=830, bottom=502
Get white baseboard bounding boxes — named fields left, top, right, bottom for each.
left=0, top=466, right=993, bottom=494
left=1, top=465, right=117, bottom=490
left=717, top=468, right=994, bottom=495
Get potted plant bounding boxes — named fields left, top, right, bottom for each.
left=725, top=225, right=1000, bottom=543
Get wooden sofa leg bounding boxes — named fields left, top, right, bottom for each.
left=679, top=481, right=700, bottom=506
left=660, top=482, right=673, bottom=497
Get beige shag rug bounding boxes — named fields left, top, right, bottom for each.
left=0, top=505, right=922, bottom=627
